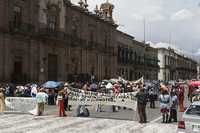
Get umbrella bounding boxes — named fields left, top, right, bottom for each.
left=106, top=83, right=113, bottom=89
left=41, top=81, right=63, bottom=89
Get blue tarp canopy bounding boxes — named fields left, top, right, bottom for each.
left=41, top=81, right=63, bottom=89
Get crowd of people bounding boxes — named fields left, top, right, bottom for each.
left=135, top=82, right=186, bottom=124
left=0, top=79, right=191, bottom=125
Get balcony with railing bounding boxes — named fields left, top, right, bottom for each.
left=38, top=28, right=67, bottom=42
left=37, top=28, right=85, bottom=47
left=9, top=21, right=35, bottom=35
left=145, top=57, right=159, bottom=68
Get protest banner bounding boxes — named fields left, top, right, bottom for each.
left=5, top=97, right=36, bottom=113
left=68, top=88, right=138, bottom=111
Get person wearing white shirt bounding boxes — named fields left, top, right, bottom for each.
left=159, top=90, right=170, bottom=123
left=36, top=88, right=48, bottom=116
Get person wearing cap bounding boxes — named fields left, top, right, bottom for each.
left=0, top=88, right=5, bottom=113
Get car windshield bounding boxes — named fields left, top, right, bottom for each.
left=186, top=105, right=200, bottom=116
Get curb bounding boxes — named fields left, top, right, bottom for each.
left=3, top=111, right=29, bottom=114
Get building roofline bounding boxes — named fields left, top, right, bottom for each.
left=116, top=30, right=135, bottom=39
left=66, top=4, right=118, bottom=28
left=157, top=47, right=197, bottom=64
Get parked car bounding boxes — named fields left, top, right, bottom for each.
left=192, top=89, right=200, bottom=102
left=177, top=101, right=200, bottom=133
left=188, top=81, right=200, bottom=102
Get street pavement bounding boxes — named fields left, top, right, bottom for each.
left=0, top=113, right=177, bottom=133
left=1, top=102, right=178, bottom=133
left=43, top=102, right=161, bottom=121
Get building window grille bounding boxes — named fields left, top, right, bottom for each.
left=47, top=6, right=58, bottom=31
left=13, top=6, right=22, bottom=28
left=48, top=15, right=57, bottom=31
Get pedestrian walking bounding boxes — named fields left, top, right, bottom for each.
left=57, top=91, right=66, bottom=117
left=159, top=89, right=170, bottom=123
left=135, top=85, right=148, bottom=123
left=0, top=88, right=5, bottom=113
left=169, top=91, right=178, bottom=123
left=36, top=88, right=48, bottom=116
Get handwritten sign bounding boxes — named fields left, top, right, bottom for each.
left=68, top=88, right=138, bottom=111
left=5, top=97, right=36, bottom=113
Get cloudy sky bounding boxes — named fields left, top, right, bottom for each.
left=71, top=0, right=200, bottom=60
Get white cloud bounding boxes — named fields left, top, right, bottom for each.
left=131, top=14, right=144, bottom=21
left=195, top=49, right=200, bottom=55
left=131, top=13, right=165, bottom=22
left=148, top=13, right=166, bottom=22
left=171, top=9, right=194, bottom=21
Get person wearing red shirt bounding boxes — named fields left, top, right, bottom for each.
left=178, top=85, right=184, bottom=112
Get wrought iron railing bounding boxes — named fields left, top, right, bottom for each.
left=9, top=21, right=35, bottom=34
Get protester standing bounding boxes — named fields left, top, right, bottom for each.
left=36, top=88, right=48, bottom=116
left=159, top=89, right=170, bottom=123
left=31, top=86, right=38, bottom=98
left=169, top=91, right=178, bottom=123
left=48, top=89, right=55, bottom=105
left=178, top=85, right=184, bottom=112
left=135, top=85, right=148, bottom=123
left=0, top=88, right=5, bottom=113
left=90, top=82, right=98, bottom=92
left=82, top=82, right=90, bottom=91
left=96, top=89, right=103, bottom=112
left=57, top=91, right=66, bottom=117
left=63, top=87, right=69, bottom=111
left=149, top=88, right=155, bottom=108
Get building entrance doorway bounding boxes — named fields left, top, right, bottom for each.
left=12, top=57, right=23, bottom=83
left=48, top=54, right=58, bottom=81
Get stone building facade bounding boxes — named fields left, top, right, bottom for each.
left=197, top=64, right=200, bottom=80
left=144, top=44, right=159, bottom=80
left=117, top=31, right=159, bottom=81
left=158, top=47, right=197, bottom=81
left=0, top=0, right=118, bottom=83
